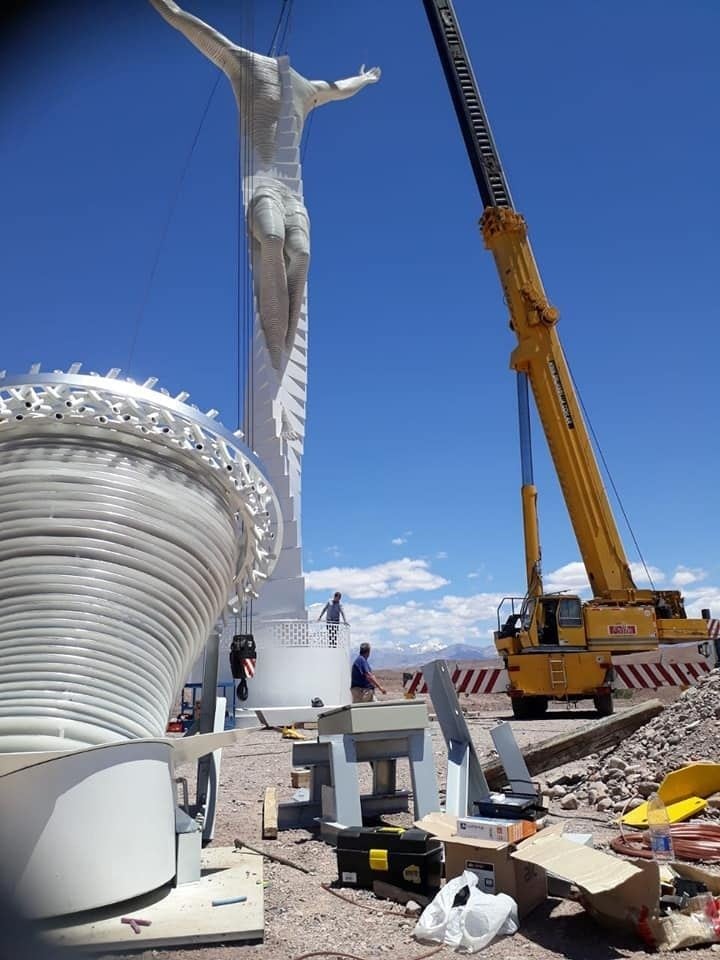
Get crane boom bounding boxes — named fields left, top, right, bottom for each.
left=422, top=0, right=640, bottom=600
left=421, top=0, right=512, bottom=209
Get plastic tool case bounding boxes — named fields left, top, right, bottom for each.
left=336, top=827, right=443, bottom=895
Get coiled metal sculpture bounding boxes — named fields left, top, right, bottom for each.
left=0, top=365, right=281, bottom=753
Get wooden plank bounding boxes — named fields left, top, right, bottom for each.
left=291, top=768, right=311, bottom=789
left=262, top=786, right=278, bottom=840
left=372, top=880, right=431, bottom=908
left=483, top=699, right=663, bottom=789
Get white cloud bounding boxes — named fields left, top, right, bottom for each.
left=436, top=551, right=448, bottom=560
left=679, top=585, right=720, bottom=619
left=672, top=566, right=707, bottom=588
left=318, top=591, right=505, bottom=648
left=305, top=557, right=448, bottom=600
left=629, top=562, right=665, bottom=586
left=543, top=559, right=665, bottom=594
left=306, top=554, right=720, bottom=658
left=466, top=562, right=491, bottom=582
left=543, top=561, right=590, bottom=594
left=391, top=530, right=413, bottom=546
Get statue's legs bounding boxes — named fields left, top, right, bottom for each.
left=283, top=199, right=310, bottom=352
left=249, top=189, right=289, bottom=370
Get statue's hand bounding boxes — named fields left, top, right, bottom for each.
left=358, top=65, right=381, bottom=83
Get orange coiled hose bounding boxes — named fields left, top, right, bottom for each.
left=611, top=824, right=720, bottom=862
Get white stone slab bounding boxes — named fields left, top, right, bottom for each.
left=41, top=851, right=263, bottom=951
left=253, top=705, right=335, bottom=727
left=317, top=699, right=430, bottom=736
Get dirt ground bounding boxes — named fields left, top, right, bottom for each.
left=108, top=674, right=720, bottom=960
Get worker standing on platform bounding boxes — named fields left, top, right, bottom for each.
left=350, top=642, right=386, bottom=702
left=318, top=591, right=348, bottom=647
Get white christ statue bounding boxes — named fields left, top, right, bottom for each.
left=149, top=0, right=381, bottom=370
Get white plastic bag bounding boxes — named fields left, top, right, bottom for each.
left=414, top=871, right=478, bottom=944
left=414, top=870, right=518, bottom=953
left=460, top=889, right=518, bottom=952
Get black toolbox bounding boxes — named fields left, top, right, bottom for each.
left=336, top=826, right=442, bottom=896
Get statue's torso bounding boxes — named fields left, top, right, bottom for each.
left=226, top=51, right=314, bottom=202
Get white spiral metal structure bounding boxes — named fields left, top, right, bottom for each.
left=0, top=365, right=281, bottom=754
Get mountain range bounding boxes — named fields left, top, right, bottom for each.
left=371, top=642, right=497, bottom=669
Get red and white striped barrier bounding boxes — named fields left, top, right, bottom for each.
left=613, top=630, right=719, bottom=689
left=613, top=659, right=710, bottom=690
left=404, top=624, right=719, bottom=697
left=404, top=663, right=506, bottom=697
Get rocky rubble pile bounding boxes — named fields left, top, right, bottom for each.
left=547, top=670, right=720, bottom=815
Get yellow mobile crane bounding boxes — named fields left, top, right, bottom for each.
left=422, top=0, right=710, bottom=718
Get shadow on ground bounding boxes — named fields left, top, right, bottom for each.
left=520, top=898, right=643, bottom=959
left=495, top=710, right=606, bottom=723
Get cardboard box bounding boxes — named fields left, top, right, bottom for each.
left=421, top=812, right=720, bottom=950
left=509, top=827, right=659, bottom=931
left=509, top=826, right=720, bottom=950
left=456, top=816, right=525, bottom=844
left=415, top=812, right=547, bottom=919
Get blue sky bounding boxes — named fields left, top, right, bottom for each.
left=2, top=0, right=719, bottom=654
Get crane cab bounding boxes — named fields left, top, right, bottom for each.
left=534, top=595, right=585, bottom=648
left=495, top=594, right=585, bottom=653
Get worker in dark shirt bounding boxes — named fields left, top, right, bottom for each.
left=350, top=642, right=386, bottom=703
left=318, top=591, right=348, bottom=647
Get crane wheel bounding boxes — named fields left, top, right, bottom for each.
left=511, top=695, right=548, bottom=719
left=511, top=697, right=529, bottom=719
left=593, top=693, right=614, bottom=717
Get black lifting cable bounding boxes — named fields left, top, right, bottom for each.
left=234, top=0, right=255, bottom=654
left=277, top=1, right=293, bottom=53
left=274, top=1, right=315, bottom=163
left=565, top=358, right=656, bottom=590
left=301, top=109, right=315, bottom=165
left=238, top=0, right=295, bottom=439
left=236, top=0, right=296, bottom=637
left=127, top=72, right=223, bottom=375
left=240, top=0, right=293, bottom=439
left=268, top=0, right=292, bottom=57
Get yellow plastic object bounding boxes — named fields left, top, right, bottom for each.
left=620, top=763, right=720, bottom=826
left=369, top=848, right=389, bottom=871
left=622, top=795, right=707, bottom=828
left=657, top=763, right=720, bottom=806
left=281, top=725, right=306, bottom=740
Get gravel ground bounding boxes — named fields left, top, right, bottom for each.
left=106, top=678, right=720, bottom=960
left=548, top=670, right=720, bottom=817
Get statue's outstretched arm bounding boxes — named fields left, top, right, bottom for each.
left=310, top=66, right=381, bottom=107
left=148, top=0, right=244, bottom=76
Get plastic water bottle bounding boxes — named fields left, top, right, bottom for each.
left=647, top=792, right=674, bottom=861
